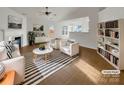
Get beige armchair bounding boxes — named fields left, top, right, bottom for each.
left=60, top=39, right=79, bottom=57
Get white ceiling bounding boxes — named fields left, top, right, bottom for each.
left=10, top=7, right=78, bottom=21
left=10, top=7, right=105, bottom=22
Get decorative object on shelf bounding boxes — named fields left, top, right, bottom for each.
left=8, top=15, right=22, bottom=29
left=28, top=31, right=35, bottom=45
left=0, top=63, right=5, bottom=80
left=33, top=24, right=44, bottom=31
left=39, top=44, right=45, bottom=50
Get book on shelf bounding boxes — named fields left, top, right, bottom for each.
left=105, top=51, right=119, bottom=66
left=98, top=23, right=104, bottom=29
left=105, top=20, right=118, bottom=28
left=105, top=44, right=119, bottom=54
left=105, top=29, right=119, bottom=39
left=105, top=51, right=111, bottom=61
left=98, top=48, right=104, bottom=56
left=113, top=56, right=119, bottom=66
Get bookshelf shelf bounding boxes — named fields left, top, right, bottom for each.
left=97, top=19, right=124, bottom=70
left=105, top=36, right=119, bottom=40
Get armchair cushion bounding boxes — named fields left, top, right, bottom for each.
left=62, top=46, right=70, bottom=53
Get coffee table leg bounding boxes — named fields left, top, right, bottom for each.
left=49, top=53, right=52, bottom=57
left=45, top=54, right=47, bottom=62
left=33, top=54, right=37, bottom=61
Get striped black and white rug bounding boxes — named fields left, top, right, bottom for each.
left=21, top=50, right=78, bottom=85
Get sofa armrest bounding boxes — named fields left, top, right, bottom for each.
left=14, top=44, right=21, bottom=56
left=1, top=56, right=25, bottom=84
left=60, top=40, right=66, bottom=48
left=70, top=43, right=79, bottom=56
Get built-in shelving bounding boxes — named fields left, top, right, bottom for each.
left=97, top=19, right=124, bottom=70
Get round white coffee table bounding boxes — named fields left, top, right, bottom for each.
left=33, top=48, right=53, bottom=62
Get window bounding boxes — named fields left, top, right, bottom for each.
left=62, top=26, right=68, bottom=35
left=73, top=25, right=82, bottom=32
left=62, top=16, right=89, bottom=34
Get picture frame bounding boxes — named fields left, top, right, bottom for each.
left=33, top=24, right=44, bottom=31
left=8, top=15, right=22, bottom=29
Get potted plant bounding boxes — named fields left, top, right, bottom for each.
left=28, top=32, right=35, bottom=45
left=39, top=44, right=45, bottom=50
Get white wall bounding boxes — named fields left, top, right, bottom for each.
left=0, top=7, right=27, bottom=47
left=55, top=8, right=98, bottom=49
left=99, top=7, right=124, bottom=22
left=0, top=30, right=4, bottom=41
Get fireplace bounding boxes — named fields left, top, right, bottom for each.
left=15, top=36, right=21, bottom=48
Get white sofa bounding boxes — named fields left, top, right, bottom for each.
left=0, top=41, right=25, bottom=84
left=60, top=39, right=79, bottom=57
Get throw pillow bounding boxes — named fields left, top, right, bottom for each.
left=67, top=40, right=75, bottom=43
left=4, top=41, right=15, bottom=59
left=0, top=63, right=5, bottom=80
left=8, top=41, right=15, bottom=52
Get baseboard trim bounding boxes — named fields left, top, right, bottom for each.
left=79, top=44, right=97, bottom=50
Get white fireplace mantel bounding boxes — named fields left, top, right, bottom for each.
left=8, top=34, right=23, bottom=47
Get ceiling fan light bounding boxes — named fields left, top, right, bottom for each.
left=45, top=12, right=49, bottom=15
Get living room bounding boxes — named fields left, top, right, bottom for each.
left=0, top=7, right=124, bottom=85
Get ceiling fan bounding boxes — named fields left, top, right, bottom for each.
left=40, top=7, right=56, bottom=16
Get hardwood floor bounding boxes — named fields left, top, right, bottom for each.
left=20, top=46, right=124, bottom=85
